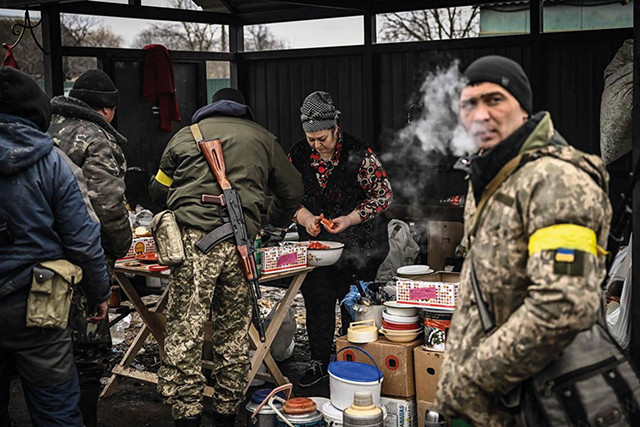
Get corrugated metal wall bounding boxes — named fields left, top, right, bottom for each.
left=239, top=28, right=631, bottom=214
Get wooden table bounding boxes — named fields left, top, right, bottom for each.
left=101, top=261, right=313, bottom=398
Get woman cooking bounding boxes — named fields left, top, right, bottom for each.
left=289, top=91, right=392, bottom=387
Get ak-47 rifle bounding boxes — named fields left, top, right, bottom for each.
left=192, top=125, right=266, bottom=342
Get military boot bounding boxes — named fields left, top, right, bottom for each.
left=175, top=414, right=201, bottom=427
left=212, top=411, right=236, bottom=427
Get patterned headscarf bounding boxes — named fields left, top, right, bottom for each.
left=300, top=91, right=341, bottom=133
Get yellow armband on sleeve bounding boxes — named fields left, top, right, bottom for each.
left=528, top=224, right=607, bottom=257
left=154, top=169, right=174, bottom=187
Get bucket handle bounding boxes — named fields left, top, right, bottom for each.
left=332, top=345, right=383, bottom=382
left=269, top=395, right=296, bottom=427
left=251, top=383, right=292, bottom=420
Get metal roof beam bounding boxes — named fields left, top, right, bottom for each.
left=264, top=0, right=368, bottom=12
left=372, top=0, right=515, bottom=14
left=53, top=1, right=239, bottom=25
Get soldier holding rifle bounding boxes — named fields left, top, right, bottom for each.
left=149, top=88, right=303, bottom=427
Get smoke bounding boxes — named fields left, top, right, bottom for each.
left=382, top=61, right=474, bottom=163
left=380, top=61, right=474, bottom=207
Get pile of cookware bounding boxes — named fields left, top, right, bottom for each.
left=379, top=301, right=422, bottom=342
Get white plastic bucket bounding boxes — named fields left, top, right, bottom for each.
left=328, top=346, right=383, bottom=411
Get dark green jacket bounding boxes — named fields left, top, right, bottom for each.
left=149, top=109, right=303, bottom=238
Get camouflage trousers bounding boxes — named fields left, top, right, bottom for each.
left=157, top=227, right=251, bottom=420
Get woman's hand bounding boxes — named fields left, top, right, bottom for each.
left=325, top=211, right=362, bottom=234
left=305, top=215, right=321, bottom=237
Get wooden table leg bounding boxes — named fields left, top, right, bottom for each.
left=101, top=284, right=169, bottom=398
left=245, top=271, right=308, bottom=394
left=114, top=272, right=167, bottom=348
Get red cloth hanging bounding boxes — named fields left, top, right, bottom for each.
left=142, top=44, right=181, bottom=132
left=2, top=46, right=20, bottom=69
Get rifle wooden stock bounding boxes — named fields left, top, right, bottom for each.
left=198, top=139, right=231, bottom=190
left=237, top=245, right=258, bottom=282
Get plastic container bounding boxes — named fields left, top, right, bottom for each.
left=109, top=313, right=131, bottom=345
left=322, top=401, right=344, bottom=426
left=328, top=347, right=383, bottom=411
left=343, top=391, right=383, bottom=427
left=423, top=308, right=453, bottom=352
left=347, top=320, right=379, bottom=344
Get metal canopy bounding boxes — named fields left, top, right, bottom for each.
left=5, top=0, right=516, bottom=25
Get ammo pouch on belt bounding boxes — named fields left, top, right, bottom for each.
left=150, top=210, right=185, bottom=266
left=26, top=260, right=82, bottom=330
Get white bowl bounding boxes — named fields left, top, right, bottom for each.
left=382, top=310, right=420, bottom=324
left=302, top=241, right=345, bottom=267
left=379, top=327, right=422, bottom=343
left=383, top=301, right=418, bottom=317
left=396, top=265, right=434, bottom=276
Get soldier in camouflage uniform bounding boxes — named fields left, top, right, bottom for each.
left=432, top=56, right=612, bottom=427
left=48, top=69, right=132, bottom=427
left=149, top=88, right=303, bottom=427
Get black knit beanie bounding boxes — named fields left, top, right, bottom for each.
left=0, top=66, right=51, bottom=131
left=211, top=87, right=246, bottom=105
left=463, top=55, right=532, bottom=115
left=69, top=69, right=119, bottom=108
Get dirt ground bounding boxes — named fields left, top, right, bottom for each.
left=7, top=285, right=340, bottom=426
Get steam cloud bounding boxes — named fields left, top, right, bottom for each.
left=382, top=60, right=475, bottom=164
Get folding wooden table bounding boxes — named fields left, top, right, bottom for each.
left=101, top=261, right=313, bottom=398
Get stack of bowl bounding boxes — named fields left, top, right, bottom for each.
left=379, top=301, right=422, bottom=342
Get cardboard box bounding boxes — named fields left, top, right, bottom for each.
left=380, top=396, right=416, bottom=427
left=122, top=236, right=156, bottom=259
left=396, top=272, right=460, bottom=309
left=427, top=221, right=463, bottom=271
left=414, top=346, right=444, bottom=403
left=336, top=335, right=422, bottom=398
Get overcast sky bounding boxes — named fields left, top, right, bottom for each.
left=1, top=0, right=365, bottom=50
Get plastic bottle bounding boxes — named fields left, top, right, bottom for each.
left=109, top=313, right=131, bottom=346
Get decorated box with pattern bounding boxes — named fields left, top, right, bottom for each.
left=396, top=272, right=460, bottom=309
left=260, top=245, right=308, bottom=274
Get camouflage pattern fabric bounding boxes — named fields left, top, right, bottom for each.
left=48, top=95, right=132, bottom=261
left=158, top=227, right=251, bottom=420
left=433, top=113, right=612, bottom=427
left=68, top=287, right=112, bottom=387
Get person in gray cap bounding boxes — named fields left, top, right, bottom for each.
left=289, top=91, right=393, bottom=387
left=431, top=56, right=612, bottom=426
left=47, top=68, right=132, bottom=427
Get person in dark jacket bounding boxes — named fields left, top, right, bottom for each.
left=0, top=66, right=110, bottom=427
left=150, top=88, right=303, bottom=427
left=47, top=68, right=131, bottom=427
left=289, top=91, right=393, bottom=387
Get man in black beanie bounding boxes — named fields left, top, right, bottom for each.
left=431, top=56, right=612, bottom=426
left=47, top=68, right=132, bottom=427
left=0, top=66, right=111, bottom=427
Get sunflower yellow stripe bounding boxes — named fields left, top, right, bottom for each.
left=155, top=169, right=173, bottom=187
left=528, top=224, right=599, bottom=256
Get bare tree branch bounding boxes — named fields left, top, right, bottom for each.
left=379, top=7, right=480, bottom=42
